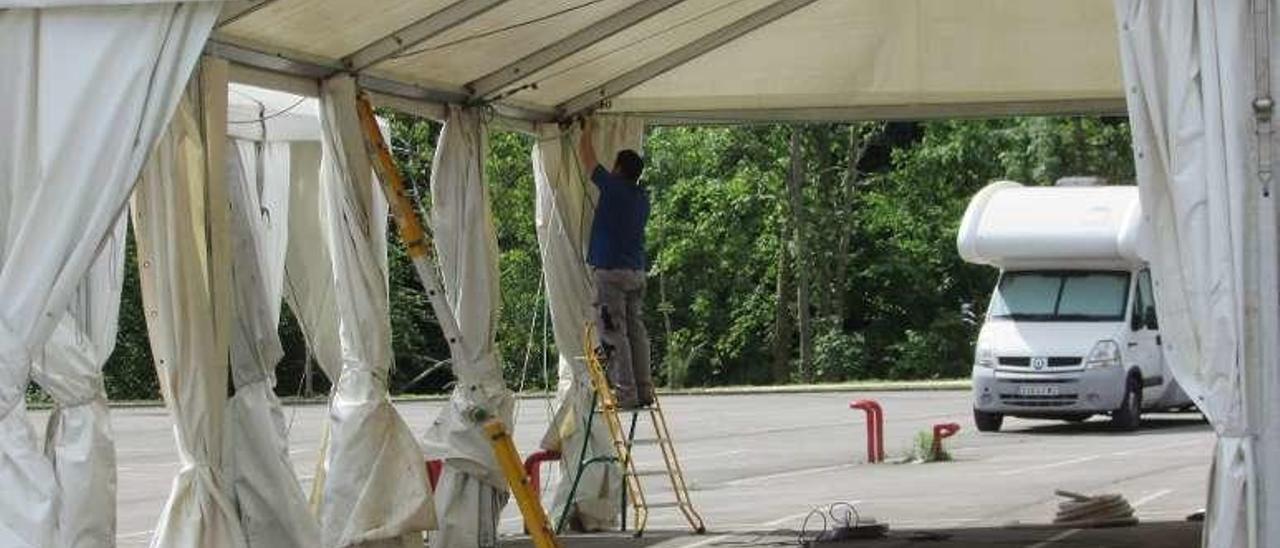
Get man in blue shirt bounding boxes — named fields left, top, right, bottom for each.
left=579, top=119, right=652, bottom=410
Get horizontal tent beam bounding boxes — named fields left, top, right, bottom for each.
left=216, top=0, right=279, bottom=28
left=466, top=0, right=687, bottom=100
left=206, top=39, right=556, bottom=126
left=633, top=98, right=1129, bottom=125
left=341, top=0, right=511, bottom=73
left=557, top=0, right=819, bottom=119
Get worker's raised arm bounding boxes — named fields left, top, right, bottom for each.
left=578, top=118, right=599, bottom=178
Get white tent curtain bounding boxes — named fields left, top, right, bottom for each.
left=222, top=138, right=321, bottom=547
left=531, top=116, right=645, bottom=530
left=1114, top=2, right=1278, bottom=547
left=0, top=4, right=216, bottom=546
left=421, top=106, right=514, bottom=548
left=132, top=59, right=247, bottom=548
left=279, top=137, right=345, bottom=516
left=31, top=215, right=125, bottom=548
left=316, top=74, right=435, bottom=548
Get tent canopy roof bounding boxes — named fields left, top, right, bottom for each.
left=212, top=0, right=1124, bottom=123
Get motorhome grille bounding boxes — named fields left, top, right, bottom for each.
left=998, top=393, right=1079, bottom=407
left=997, top=357, right=1083, bottom=368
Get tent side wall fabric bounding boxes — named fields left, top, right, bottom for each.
left=1115, top=1, right=1280, bottom=547
left=421, top=105, right=516, bottom=548
left=0, top=4, right=217, bottom=546
left=316, top=74, right=435, bottom=548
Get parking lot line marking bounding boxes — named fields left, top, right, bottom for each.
left=1026, top=527, right=1080, bottom=548
left=1110, top=439, right=1202, bottom=457
left=997, top=454, right=1101, bottom=476
left=724, top=463, right=856, bottom=486
left=1132, top=488, right=1174, bottom=508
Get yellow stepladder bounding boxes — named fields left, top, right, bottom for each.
left=355, top=93, right=561, bottom=548
left=564, top=323, right=706, bottom=537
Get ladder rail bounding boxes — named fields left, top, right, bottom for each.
left=572, top=322, right=706, bottom=537
left=648, top=402, right=707, bottom=532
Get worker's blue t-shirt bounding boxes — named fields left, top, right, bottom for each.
left=587, top=165, right=649, bottom=271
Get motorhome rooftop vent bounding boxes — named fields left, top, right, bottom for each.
left=1054, top=176, right=1108, bottom=187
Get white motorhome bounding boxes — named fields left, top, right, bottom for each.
left=956, top=181, right=1191, bottom=432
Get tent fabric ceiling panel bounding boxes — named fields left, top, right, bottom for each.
left=608, top=0, right=1123, bottom=114
left=212, top=0, right=1125, bottom=122
left=507, top=0, right=774, bottom=108
left=375, top=0, right=635, bottom=89
left=219, top=0, right=456, bottom=60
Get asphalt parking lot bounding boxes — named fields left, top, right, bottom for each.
left=32, top=389, right=1211, bottom=547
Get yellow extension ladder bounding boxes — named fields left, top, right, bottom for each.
left=560, top=324, right=706, bottom=537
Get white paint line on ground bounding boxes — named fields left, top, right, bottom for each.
left=723, top=463, right=856, bottom=487
left=680, top=449, right=745, bottom=462
left=1110, top=439, right=1203, bottom=458
left=997, top=455, right=1101, bottom=477
left=1026, top=527, right=1081, bottom=548
left=1132, top=488, right=1174, bottom=508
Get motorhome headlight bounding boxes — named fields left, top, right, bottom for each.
left=976, top=347, right=996, bottom=368
left=1085, top=340, right=1122, bottom=369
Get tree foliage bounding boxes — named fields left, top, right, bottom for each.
left=97, top=115, right=1134, bottom=400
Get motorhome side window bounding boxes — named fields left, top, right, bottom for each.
left=989, top=271, right=1131, bottom=322
left=1132, top=269, right=1158, bottom=330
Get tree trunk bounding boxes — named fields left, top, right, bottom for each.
left=812, top=127, right=837, bottom=321
left=772, top=219, right=794, bottom=383
left=787, top=127, right=813, bottom=383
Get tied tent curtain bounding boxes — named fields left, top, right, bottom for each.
left=222, top=137, right=321, bottom=547
left=0, top=3, right=217, bottom=546
left=421, top=106, right=514, bottom=548
left=315, top=74, right=435, bottom=548
left=531, top=116, right=645, bottom=530
left=132, top=59, right=247, bottom=548
left=31, top=216, right=125, bottom=548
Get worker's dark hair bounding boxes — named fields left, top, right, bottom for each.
left=614, top=149, right=645, bottom=182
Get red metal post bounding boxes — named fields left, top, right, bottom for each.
left=426, top=459, right=443, bottom=490
left=849, top=400, right=884, bottom=463
left=931, top=422, right=961, bottom=459
left=522, top=450, right=562, bottom=493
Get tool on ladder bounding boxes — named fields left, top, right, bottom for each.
left=558, top=323, right=706, bottom=537
left=355, top=92, right=561, bottom=548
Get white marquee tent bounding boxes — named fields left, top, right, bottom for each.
left=0, top=1, right=1275, bottom=547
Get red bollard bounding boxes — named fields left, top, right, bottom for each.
left=426, top=459, right=443, bottom=490
left=522, top=450, right=562, bottom=493
left=849, top=400, right=884, bottom=463
left=931, top=422, right=961, bottom=459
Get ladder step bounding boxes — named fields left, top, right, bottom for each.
left=595, top=406, right=653, bottom=414
left=645, top=502, right=685, bottom=510
left=626, top=469, right=668, bottom=478
left=628, top=438, right=662, bottom=446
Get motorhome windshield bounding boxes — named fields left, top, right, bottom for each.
left=989, top=271, right=1130, bottom=322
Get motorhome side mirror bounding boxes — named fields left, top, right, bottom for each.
left=1144, top=307, right=1159, bottom=330
left=1130, top=311, right=1143, bottom=331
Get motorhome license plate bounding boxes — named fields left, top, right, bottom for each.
left=1018, top=385, right=1059, bottom=397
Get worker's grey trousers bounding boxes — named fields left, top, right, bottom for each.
left=593, top=268, right=653, bottom=408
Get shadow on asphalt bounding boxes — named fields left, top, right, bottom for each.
left=500, top=520, right=1201, bottom=547
left=1003, top=413, right=1209, bottom=436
